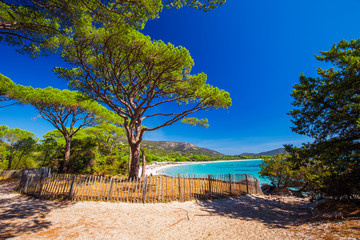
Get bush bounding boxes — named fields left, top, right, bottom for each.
left=259, top=153, right=298, bottom=188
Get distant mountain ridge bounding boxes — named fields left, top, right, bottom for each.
left=141, top=140, right=224, bottom=156
left=118, top=135, right=284, bottom=158
left=241, top=148, right=285, bottom=157
left=117, top=136, right=223, bottom=156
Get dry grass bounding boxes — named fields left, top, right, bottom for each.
left=290, top=199, right=360, bottom=239
left=316, top=199, right=360, bottom=219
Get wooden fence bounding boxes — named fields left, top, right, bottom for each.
left=21, top=167, right=51, bottom=178
left=0, top=167, right=51, bottom=181
left=18, top=173, right=262, bottom=203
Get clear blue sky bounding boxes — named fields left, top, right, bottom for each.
left=1, top=0, right=359, bottom=154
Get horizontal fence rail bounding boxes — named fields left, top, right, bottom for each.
left=18, top=173, right=262, bottom=203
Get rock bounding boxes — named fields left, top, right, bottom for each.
left=260, top=185, right=305, bottom=198
left=261, top=184, right=274, bottom=195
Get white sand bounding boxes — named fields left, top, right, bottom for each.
left=0, top=181, right=316, bottom=240
left=143, top=159, right=261, bottom=176
left=2, top=180, right=356, bottom=239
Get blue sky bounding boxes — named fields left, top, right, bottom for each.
left=1, top=0, right=359, bottom=154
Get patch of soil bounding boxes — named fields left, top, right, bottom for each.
left=314, top=199, right=360, bottom=220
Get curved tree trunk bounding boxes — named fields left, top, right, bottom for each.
left=14, top=151, right=25, bottom=170
left=63, top=136, right=72, bottom=173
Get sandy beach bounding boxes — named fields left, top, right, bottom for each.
left=143, top=159, right=261, bottom=176
left=2, top=180, right=357, bottom=239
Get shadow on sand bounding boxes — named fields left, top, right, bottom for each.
left=196, top=195, right=311, bottom=229
left=0, top=180, right=74, bottom=239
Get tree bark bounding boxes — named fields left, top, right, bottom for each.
left=7, top=155, right=13, bottom=170
left=63, top=136, right=72, bottom=173
left=141, top=148, right=146, bottom=177
left=14, top=151, right=25, bottom=170
left=128, top=145, right=132, bottom=173
left=7, top=147, right=15, bottom=170
left=129, top=143, right=141, bottom=179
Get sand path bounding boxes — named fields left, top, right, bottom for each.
left=0, top=181, right=336, bottom=239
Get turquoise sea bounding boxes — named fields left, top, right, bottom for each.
left=157, top=159, right=270, bottom=184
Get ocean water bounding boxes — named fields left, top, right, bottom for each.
left=158, top=159, right=270, bottom=184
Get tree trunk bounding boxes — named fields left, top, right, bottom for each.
left=63, top=137, right=72, bottom=173
left=129, top=143, right=141, bottom=179
left=14, top=151, right=25, bottom=170
left=128, top=145, right=131, bottom=173
left=7, top=147, right=15, bottom=169
left=7, top=155, right=13, bottom=170
left=141, top=148, right=146, bottom=177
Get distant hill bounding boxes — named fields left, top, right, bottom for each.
left=116, top=136, right=224, bottom=156
left=241, top=148, right=285, bottom=157
left=141, top=140, right=224, bottom=156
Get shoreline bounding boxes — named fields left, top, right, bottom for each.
left=143, top=158, right=261, bottom=176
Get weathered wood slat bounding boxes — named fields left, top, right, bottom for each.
left=138, top=178, right=143, bottom=203
left=98, top=176, right=103, bottom=201
left=120, top=177, right=125, bottom=201
left=58, top=175, right=64, bottom=198
left=107, top=178, right=114, bottom=201
left=113, top=177, right=118, bottom=201
left=84, top=175, right=90, bottom=200
left=153, top=176, right=158, bottom=203
left=62, top=175, right=68, bottom=198
left=177, top=174, right=181, bottom=202
left=93, top=176, right=98, bottom=201
left=158, top=176, right=161, bottom=202
left=117, top=177, right=123, bottom=201
left=217, top=176, right=221, bottom=196
left=101, top=176, right=106, bottom=201
left=89, top=176, right=95, bottom=200
left=40, top=175, right=50, bottom=199
left=126, top=178, right=131, bottom=203
left=49, top=175, right=57, bottom=199
left=162, top=176, right=165, bottom=202
left=50, top=175, right=59, bottom=199
left=78, top=176, right=86, bottom=200
left=85, top=175, right=92, bottom=200
left=134, top=178, right=139, bottom=203
left=48, top=175, right=57, bottom=199
left=72, top=175, right=79, bottom=200
left=172, top=176, right=175, bottom=201
left=115, top=177, right=119, bottom=201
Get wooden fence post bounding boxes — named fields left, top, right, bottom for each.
left=37, top=175, right=44, bottom=198
left=29, top=175, right=35, bottom=195
left=24, top=174, right=30, bottom=193
left=245, top=174, right=249, bottom=194
left=208, top=174, right=212, bottom=198
left=142, top=176, right=148, bottom=203
left=229, top=174, right=232, bottom=195
left=107, top=177, right=114, bottom=201
left=68, top=175, right=76, bottom=200
left=19, top=171, right=26, bottom=192
left=178, top=174, right=182, bottom=201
